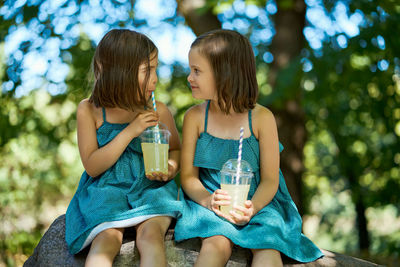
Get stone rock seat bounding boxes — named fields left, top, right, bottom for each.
left=24, top=215, right=383, bottom=267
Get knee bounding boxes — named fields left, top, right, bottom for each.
left=136, top=222, right=165, bottom=244
left=251, top=249, right=283, bottom=267
left=91, top=228, right=123, bottom=255
left=202, top=236, right=232, bottom=256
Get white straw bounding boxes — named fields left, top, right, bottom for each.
left=236, top=127, right=244, bottom=184
left=151, top=92, right=159, bottom=129
left=151, top=91, right=158, bottom=129
left=151, top=92, right=160, bottom=142
left=151, top=92, right=157, bottom=111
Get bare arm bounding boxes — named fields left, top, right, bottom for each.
left=180, top=105, right=214, bottom=208
left=157, top=101, right=181, bottom=179
left=77, top=99, right=158, bottom=177
left=227, top=106, right=280, bottom=225
left=250, top=106, right=280, bottom=214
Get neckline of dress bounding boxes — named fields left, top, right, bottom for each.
left=200, top=131, right=257, bottom=142
left=96, top=120, right=129, bottom=131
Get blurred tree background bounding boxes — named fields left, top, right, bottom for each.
left=1, top=0, right=399, bottom=266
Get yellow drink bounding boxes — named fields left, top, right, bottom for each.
left=220, top=183, right=250, bottom=216
left=141, top=143, right=169, bottom=175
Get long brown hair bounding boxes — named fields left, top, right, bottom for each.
left=89, top=29, right=158, bottom=110
left=191, top=29, right=258, bottom=114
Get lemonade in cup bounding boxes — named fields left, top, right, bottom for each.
left=140, top=123, right=170, bottom=176
left=220, top=159, right=254, bottom=217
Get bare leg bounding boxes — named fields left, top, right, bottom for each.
left=85, top=228, right=124, bottom=267
left=135, top=216, right=172, bottom=267
left=251, top=249, right=283, bottom=267
left=195, top=235, right=233, bottom=267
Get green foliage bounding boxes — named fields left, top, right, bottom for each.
left=0, top=229, right=42, bottom=265
left=1, top=0, right=399, bottom=265
left=0, top=90, right=83, bottom=266
left=302, top=1, right=400, bottom=255
left=304, top=9, right=400, bottom=204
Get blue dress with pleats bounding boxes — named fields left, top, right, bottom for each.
left=175, top=101, right=323, bottom=262
left=65, top=108, right=181, bottom=254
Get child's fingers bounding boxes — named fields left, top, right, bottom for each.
left=139, top=111, right=158, bottom=122
left=148, top=173, right=160, bottom=180
left=229, top=210, right=243, bottom=220
left=214, top=200, right=231, bottom=206
left=162, top=173, right=170, bottom=181
left=215, top=189, right=229, bottom=195
left=211, top=193, right=230, bottom=207
left=230, top=214, right=247, bottom=225
left=141, top=110, right=157, bottom=116
left=213, top=208, right=225, bottom=217
left=145, top=172, right=168, bottom=181
left=229, top=210, right=250, bottom=225
left=214, top=192, right=231, bottom=201
left=244, top=200, right=253, bottom=208
left=233, top=204, right=249, bottom=214
left=234, top=204, right=254, bottom=219
left=162, top=175, right=168, bottom=181
left=214, top=209, right=235, bottom=223
left=215, top=194, right=231, bottom=201
left=145, top=174, right=155, bottom=180
left=154, top=172, right=169, bottom=181
left=231, top=205, right=252, bottom=224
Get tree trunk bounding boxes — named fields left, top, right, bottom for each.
left=176, top=0, right=221, bottom=36
left=339, top=156, right=371, bottom=252
left=268, top=0, right=307, bottom=215
left=349, top=170, right=370, bottom=252
left=355, top=198, right=370, bottom=252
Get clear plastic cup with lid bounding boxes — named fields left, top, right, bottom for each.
left=140, top=123, right=171, bottom=176
left=219, top=159, right=254, bottom=217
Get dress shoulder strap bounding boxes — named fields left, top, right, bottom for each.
left=102, top=107, right=107, bottom=123
left=204, top=100, right=211, bottom=133
left=248, top=109, right=255, bottom=136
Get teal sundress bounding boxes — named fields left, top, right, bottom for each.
left=174, top=101, right=323, bottom=262
left=65, top=108, right=181, bottom=254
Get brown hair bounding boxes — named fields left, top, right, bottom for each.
left=191, top=29, right=258, bottom=114
left=89, top=29, right=158, bottom=110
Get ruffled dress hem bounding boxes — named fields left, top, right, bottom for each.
left=67, top=204, right=181, bottom=254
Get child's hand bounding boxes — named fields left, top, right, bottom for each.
left=166, top=160, right=178, bottom=181
left=145, top=158, right=178, bottom=182
left=145, top=172, right=169, bottom=182
left=129, top=110, right=159, bottom=137
left=207, top=189, right=232, bottom=219
left=228, top=200, right=254, bottom=225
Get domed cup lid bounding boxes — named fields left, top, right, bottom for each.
left=220, top=159, right=253, bottom=177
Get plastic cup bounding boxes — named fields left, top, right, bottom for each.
left=219, top=159, right=254, bottom=217
left=140, top=124, right=171, bottom=176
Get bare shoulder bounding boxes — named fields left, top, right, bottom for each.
left=155, top=101, right=177, bottom=128
left=253, top=104, right=274, bottom=119
left=77, top=98, right=97, bottom=123
left=155, top=101, right=171, bottom=114
left=182, top=102, right=207, bottom=135
left=77, top=98, right=93, bottom=115
left=184, top=102, right=206, bottom=123
left=252, top=104, right=277, bottom=136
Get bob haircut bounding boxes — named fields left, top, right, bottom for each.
left=191, top=29, right=258, bottom=114
left=89, top=29, right=158, bottom=110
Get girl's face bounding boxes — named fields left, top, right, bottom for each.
left=138, top=53, right=158, bottom=98
left=187, top=48, right=217, bottom=100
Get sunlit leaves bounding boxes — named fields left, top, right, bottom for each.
left=301, top=0, right=400, bottom=256
left=350, top=54, right=371, bottom=69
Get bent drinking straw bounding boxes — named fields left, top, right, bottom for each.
left=236, top=127, right=244, bottom=184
